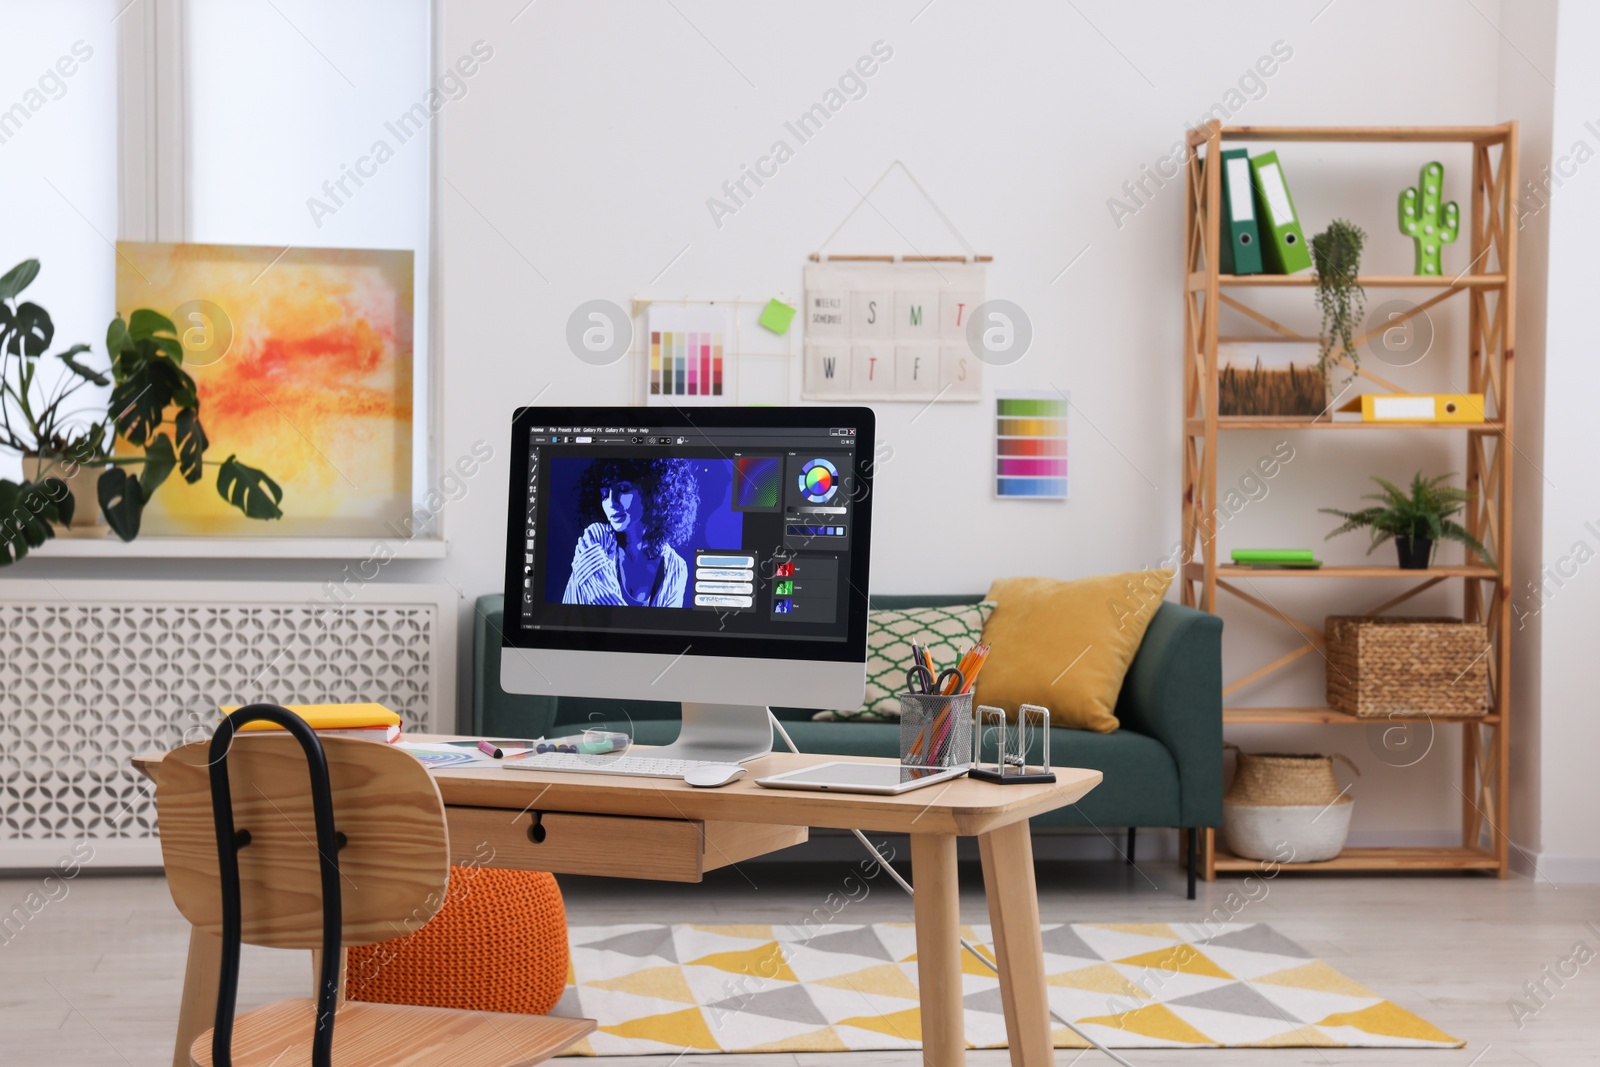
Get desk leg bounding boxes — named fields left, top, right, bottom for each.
left=978, top=821, right=1051, bottom=1067
left=172, top=925, right=222, bottom=1067
left=910, top=832, right=964, bottom=1067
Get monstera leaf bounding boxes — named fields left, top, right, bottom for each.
left=140, top=433, right=177, bottom=497
left=0, top=478, right=74, bottom=565
left=216, top=455, right=283, bottom=520
left=127, top=308, right=183, bottom=363
left=0, top=259, right=40, bottom=302
left=174, top=407, right=209, bottom=483
left=58, top=343, right=109, bottom=386
left=109, top=351, right=191, bottom=445
left=106, top=314, right=128, bottom=361
left=3, top=301, right=53, bottom=357
left=98, top=466, right=144, bottom=542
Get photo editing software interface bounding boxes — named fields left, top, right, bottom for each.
left=516, top=422, right=860, bottom=641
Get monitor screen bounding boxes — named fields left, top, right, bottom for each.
left=502, top=407, right=875, bottom=663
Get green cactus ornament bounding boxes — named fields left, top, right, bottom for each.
left=1398, top=161, right=1460, bottom=275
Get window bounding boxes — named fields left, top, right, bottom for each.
left=0, top=1, right=120, bottom=483
left=0, top=0, right=435, bottom=547
left=183, top=0, right=433, bottom=535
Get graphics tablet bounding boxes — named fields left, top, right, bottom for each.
left=754, top=761, right=967, bottom=795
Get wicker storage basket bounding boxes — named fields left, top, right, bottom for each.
left=1325, top=615, right=1490, bottom=719
left=1222, top=746, right=1359, bottom=862
left=1224, top=746, right=1357, bottom=807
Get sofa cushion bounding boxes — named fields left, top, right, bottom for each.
left=978, top=571, right=1173, bottom=733
left=814, top=601, right=996, bottom=723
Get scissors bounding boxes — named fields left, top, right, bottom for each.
left=906, top=665, right=966, bottom=695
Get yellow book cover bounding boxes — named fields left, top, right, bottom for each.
left=220, top=703, right=401, bottom=731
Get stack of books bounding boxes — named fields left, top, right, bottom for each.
left=221, top=702, right=403, bottom=743
left=1230, top=549, right=1322, bottom=570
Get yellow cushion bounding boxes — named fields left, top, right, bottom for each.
left=977, top=571, right=1174, bottom=733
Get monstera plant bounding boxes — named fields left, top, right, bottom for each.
left=0, top=258, right=282, bottom=563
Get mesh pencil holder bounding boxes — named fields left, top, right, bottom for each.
left=898, top=691, right=973, bottom=769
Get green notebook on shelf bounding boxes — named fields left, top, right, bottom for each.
left=1232, top=549, right=1315, bottom=563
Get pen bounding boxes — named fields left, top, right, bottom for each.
left=476, top=738, right=541, bottom=759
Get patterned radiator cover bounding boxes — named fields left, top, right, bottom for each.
left=0, top=581, right=457, bottom=868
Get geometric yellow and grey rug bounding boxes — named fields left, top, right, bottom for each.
left=551, top=922, right=1462, bottom=1055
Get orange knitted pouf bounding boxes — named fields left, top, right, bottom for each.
left=346, top=866, right=569, bottom=1016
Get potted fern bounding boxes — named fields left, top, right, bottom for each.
left=1320, top=472, right=1489, bottom=570
left=0, top=258, right=283, bottom=564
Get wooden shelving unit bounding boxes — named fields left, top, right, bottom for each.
left=1211, top=845, right=1501, bottom=873
left=1181, top=122, right=1517, bottom=880
left=1223, top=706, right=1499, bottom=726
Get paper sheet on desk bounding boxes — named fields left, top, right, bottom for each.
left=397, top=741, right=497, bottom=768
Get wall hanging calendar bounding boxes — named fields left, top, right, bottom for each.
left=802, top=160, right=989, bottom=403
left=802, top=257, right=986, bottom=402
left=994, top=390, right=1068, bottom=499
left=635, top=297, right=795, bottom=406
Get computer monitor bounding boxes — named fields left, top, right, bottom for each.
left=500, top=406, right=875, bottom=763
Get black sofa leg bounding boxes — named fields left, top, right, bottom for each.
left=1126, top=827, right=1136, bottom=865
left=1186, top=827, right=1197, bottom=900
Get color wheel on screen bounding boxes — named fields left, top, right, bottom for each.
left=797, top=458, right=839, bottom=503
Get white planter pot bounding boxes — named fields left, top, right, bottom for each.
left=1223, top=798, right=1353, bottom=863
left=22, top=454, right=109, bottom=537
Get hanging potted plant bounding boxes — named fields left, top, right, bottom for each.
left=1320, top=472, right=1489, bottom=570
left=1310, top=218, right=1367, bottom=386
left=0, top=258, right=283, bottom=564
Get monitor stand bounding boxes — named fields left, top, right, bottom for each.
left=650, top=703, right=774, bottom=764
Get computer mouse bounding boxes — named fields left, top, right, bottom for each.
left=683, top=764, right=748, bottom=788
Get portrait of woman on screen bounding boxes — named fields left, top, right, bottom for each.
left=562, top=458, right=698, bottom=608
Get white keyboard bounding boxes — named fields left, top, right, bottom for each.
left=502, top=752, right=726, bottom=779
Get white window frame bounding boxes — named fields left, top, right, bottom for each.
left=56, top=0, right=447, bottom=561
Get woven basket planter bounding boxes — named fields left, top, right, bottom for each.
left=1325, top=615, right=1490, bottom=718
left=1222, top=746, right=1358, bottom=862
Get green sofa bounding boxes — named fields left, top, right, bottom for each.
left=473, top=593, right=1223, bottom=897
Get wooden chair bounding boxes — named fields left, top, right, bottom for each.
left=157, top=704, right=595, bottom=1067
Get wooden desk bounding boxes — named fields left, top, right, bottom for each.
left=136, top=745, right=1100, bottom=1067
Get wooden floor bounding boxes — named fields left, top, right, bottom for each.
left=3, top=856, right=1595, bottom=1066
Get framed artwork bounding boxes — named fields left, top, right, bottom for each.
left=115, top=242, right=414, bottom=538
left=1217, top=341, right=1328, bottom=418
left=801, top=260, right=984, bottom=402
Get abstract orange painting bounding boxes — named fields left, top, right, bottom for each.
left=115, top=242, right=413, bottom=537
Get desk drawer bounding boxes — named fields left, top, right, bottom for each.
left=446, top=807, right=805, bottom=882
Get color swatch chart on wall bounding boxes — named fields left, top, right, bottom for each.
left=647, top=304, right=733, bottom=405
left=995, top=391, right=1068, bottom=499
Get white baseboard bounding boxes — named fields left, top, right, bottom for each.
left=1511, top=845, right=1600, bottom=884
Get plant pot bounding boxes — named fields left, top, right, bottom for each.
left=22, top=454, right=109, bottom=537
left=1394, top=535, right=1433, bottom=569
left=1224, top=798, right=1353, bottom=863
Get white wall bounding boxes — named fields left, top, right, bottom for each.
left=1529, top=0, right=1600, bottom=882
left=431, top=0, right=1514, bottom=847
left=1497, top=0, right=1557, bottom=870
left=13, top=0, right=1590, bottom=866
